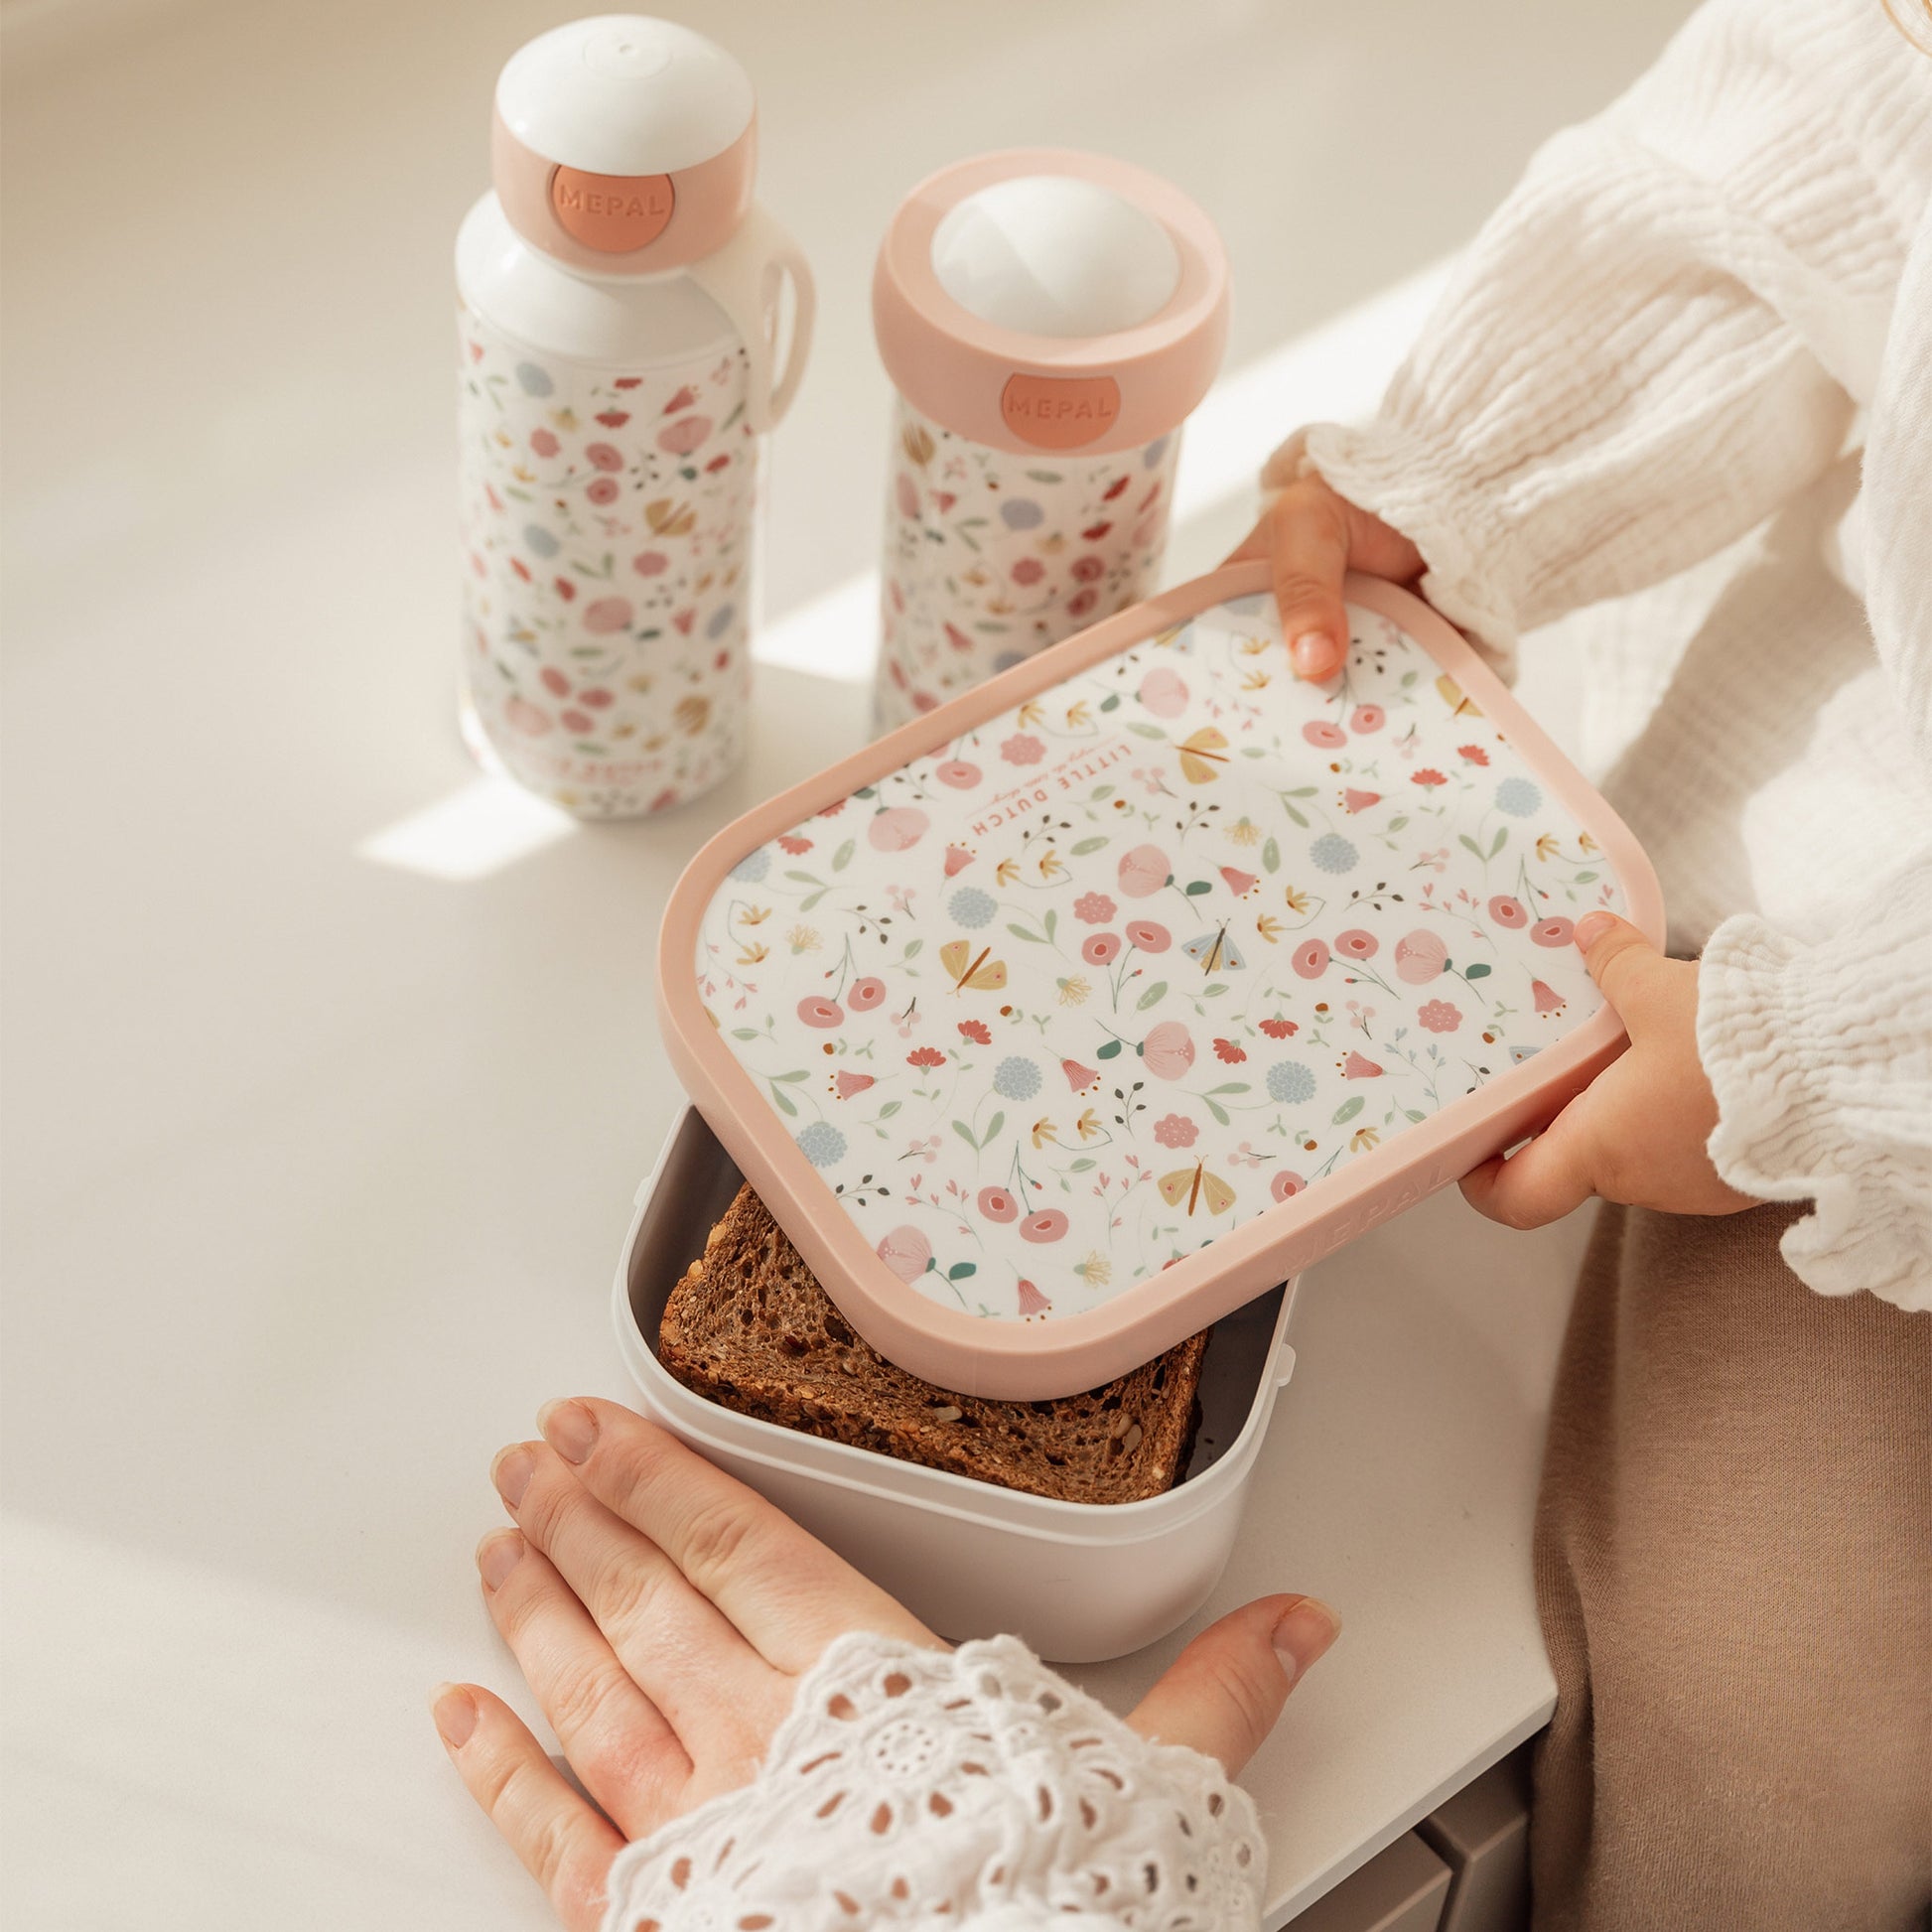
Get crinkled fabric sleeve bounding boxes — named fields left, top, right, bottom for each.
left=598, top=1631, right=1267, bottom=1932
left=1263, top=0, right=1931, bottom=674
left=1698, top=855, right=1932, bottom=1312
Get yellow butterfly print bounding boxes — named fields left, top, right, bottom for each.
left=1436, top=672, right=1483, bottom=720
left=1182, top=922, right=1246, bottom=973
left=1157, top=1161, right=1238, bottom=1217
left=939, top=939, right=1009, bottom=994
left=1175, top=728, right=1230, bottom=784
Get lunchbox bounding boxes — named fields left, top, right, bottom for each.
left=618, top=561, right=1661, bottom=1656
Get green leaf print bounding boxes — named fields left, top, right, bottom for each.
left=1097, top=1039, right=1123, bottom=1059
left=1137, top=981, right=1169, bottom=1011
left=1332, top=1096, right=1366, bottom=1126
left=1070, top=836, right=1110, bottom=856
left=1099, top=694, right=1121, bottom=713
left=1024, top=471, right=1064, bottom=484
left=903, top=938, right=924, bottom=958
left=1008, top=924, right=1045, bottom=942
left=1184, top=880, right=1213, bottom=897
left=1067, top=1158, right=1097, bottom=1173
left=1262, top=838, right=1281, bottom=874
left=1458, top=835, right=1486, bottom=861
left=1464, top=962, right=1492, bottom=979
left=771, top=1087, right=798, bottom=1118
left=832, top=840, right=856, bottom=872
left=1488, top=827, right=1507, bottom=858
left=952, top=1120, right=978, bottom=1151
left=1282, top=800, right=1310, bottom=829
left=984, top=1112, right=1005, bottom=1146
left=1126, top=722, right=1168, bottom=741
left=731, top=1028, right=759, bottom=1040
left=1204, top=1098, right=1232, bottom=1126
left=948, top=1262, right=978, bottom=1281
left=880, top=1101, right=902, bottom=1118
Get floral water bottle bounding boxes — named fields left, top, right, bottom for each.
left=871, top=150, right=1227, bottom=730
left=457, top=15, right=813, bottom=817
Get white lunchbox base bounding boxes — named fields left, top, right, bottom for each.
left=614, top=1106, right=1298, bottom=1663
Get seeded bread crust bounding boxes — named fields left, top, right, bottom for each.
left=658, top=1184, right=1208, bottom=1504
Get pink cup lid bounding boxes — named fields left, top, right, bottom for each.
left=874, top=149, right=1230, bottom=458
left=658, top=566, right=1663, bottom=1398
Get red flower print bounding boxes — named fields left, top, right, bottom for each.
left=978, top=1186, right=1019, bottom=1222
left=1220, top=867, right=1259, bottom=897
left=848, top=977, right=888, bottom=1011
left=1074, top=892, right=1117, bottom=924
left=1125, top=918, right=1171, bottom=952
left=1258, top=1016, right=1299, bottom=1039
left=614, top=376, right=642, bottom=390
left=632, top=551, right=668, bottom=576
left=660, top=385, right=696, bottom=413
left=554, top=577, right=577, bottom=600
left=1393, top=929, right=1448, bottom=983
left=1302, top=721, right=1347, bottom=750
left=1082, top=932, right=1123, bottom=965
left=1488, top=895, right=1528, bottom=928
left=585, top=442, right=623, bottom=473
left=1062, top=1058, right=1100, bottom=1093
left=562, top=707, right=594, bottom=733
left=1002, top=734, right=1045, bottom=765
left=580, top=688, right=614, bottom=709
left=1020, top=1209, right=1069, bottom=1244
left=1271, top=1171, right=1306, bottom=1201
left=595, top=410, right=630, bottom=428
left=540, top=667, right=570, bottom=698
left=529, top=428, right=560, bottom=458
left=1066, top=589, right=1097, bottom=618
left=1341, top=1050, right=1384, bottom=1078
left=1293, top=939, right=1330, bottom=980
left=1152, top=1113, right=1198, bottom=1149
left=1411, top=767, right=1448, bottom=787
left=1080, top=522, right=1113, bottom=542
left=586, top=476, right=619, bottom=506
left=1102, top=475, right=1130, bottom=501
left=1532, top=979, right=1567, bottom=1017
left=1016, top=1278, right=1050, bottom=1316
left=1070, top=555, right=1105, bottom=583
left=583, top=597, right=632, bottom=634
left=799, top=997, right=843, bottom=1029
left=958, top=1020, right=991, bottom=1044
left=1213, top=1037, right=1247, bottom=1064
left=776, top=834, right=813, bottom=854
left=943, top=622, right=972, bottom=653
left=1335, top=927, right=1378, bottom=960
left=705, top=454, right=731, bottom=473
left=895, top=474, right=920, bottom=519
left=1531, top=917, right=1576, bottom=948
left=1349, top=704, right=1385, bottom=734
left=1011, top=557, right=1044, bottom=586
left=1417, top=998, right=1462, bottom=1033
left=509, top=558, right=531, bottom=582
left=658, top=416, right=713, bottom=457
left=1342, top=787, right=1381, bottom=814
left=935, top=759, right=981, bottom=788
left=906, top=1045, right=946, bottom=1067
left=832, top=1072, right=874, bottom=1099
left=1458, top=744, right=1489, bottom=765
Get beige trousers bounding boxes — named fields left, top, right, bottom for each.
left=1530, top=1201, right=1932, bottom=1931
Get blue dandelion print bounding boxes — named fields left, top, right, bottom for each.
left=1496, top=777, right=1542, bottom=818
left=705, top=602, right=737, bottom=639
left=949, top=887, right=997, bottom=928
left=730, top=848, right=770, bottom=884
left=999, top=497, right=1044, bottom=531
left=992, top=1056, right=1041, bottom=1102
left=1309, top=833, right=1357, bottom=876
left=522, top=524, right=560, bottom=559
left=514, top=360, right=554, bottom=397
left=796, top=1122, right=847, bottom=1168
left=1267, top=1060, right=1317, bottom=1106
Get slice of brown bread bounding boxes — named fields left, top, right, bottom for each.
left=658, top=1184, right=1208, bottom=1504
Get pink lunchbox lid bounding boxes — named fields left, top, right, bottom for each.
left=657, top=565, right=1663, bottom=1398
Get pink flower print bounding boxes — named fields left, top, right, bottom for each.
left=1016, top=1278, right=1050, bottom=1317
left=1532, top=917, right=1576, bottom=947
left=1070, top=554, right=1106, bottom=584
left=895, top=473, right=920, bottom=518
left=1082, top=931, right=1123, bottom=965
left=1066, top=588, right=1097, bottom=619
left=540, top=666, right=571, bottom=697
left=554, top=576, right=576, bottom=601
left=1020, top=1209, right=1069, bottom=1244
left=943, top=622, right=972, bottom=653
left=848, top=977, right=888, bottom=1012
left=877, top=1226, right=932, bottom=1283
left=529, top=428, right=560, bottom=458
left=1417, top=998, right=1462, bottom=1034
left=658, top=415, right=713, bottom=457
left=504, top=695, right=553, bottom=737
left=776, top=834, right=813, bottom=855
left=583, top=597, right=632, bottom=634
left=580, top=688, right=615, bottom=709
left=906, top=1045, right=946, bottom=1067
left=1489, top=895, right=1528, bottom=928
left=978, top=1186, right=1019, bottom=1223
left=1349, top=704, right=1385, bottom=734
left=631, top=550, right=669, bottom=576
left=1074, top=892, right=1117, bottom=924
left=1220, top=867, right=1258, bottom=898
left=1303, top=721, right=1347, bottom=750
left=1341, top=1050, right=1383, bottom=1078
left=1271, top=1171, right=1306, bottom=1202
left=935, top=759, right=981, bottom=788
left=1533, top=978, right=1567, bottom=1017
left=798, top=997, right=843, bottom=1029
left=1259, top=1016, right=1298, bottom=1039
left=868, top=806, right=929, bottom=852
left=1011, top=556, right=1045, bottom=586
left=1002, top=734, right=1045, bottom=766
left=833, top=1071, right=875, bottom=1099
left=1459, top=744, right=1490, bottom=765
left=1153, top=1113, right=1198, bottom=1149
left=1335, top=927, right=1378, bottom=960
left=1342, top=787, right=1381, bottom=814
left=1062, top=1058, right=1100, bottom=1093
left=560, top=707, right=594, bottom=733
left=1213, top=1037, right=1246, bottom=1064
left=1138, top=667, right=1189, bottom=718
left=1142, top=1021, right=1195, bottom=1080
left=1393, top=929, right=1449, bottom=984
left=1411, top=767, right=1448, bottom=787
left=661, top=385, right=696, bottom=414
left=594, top=409, right=630, bottom=429
left=586, top=442, right=623, bottom=473
left=944, top=845, right=976, bottom=877
left=958, top=1020, right=991, bottom=1045
left=1118, top=844, right=1171, bottom=898
left=1125, top=918, right=1171, bottom=952
left=1292, top=939, right=1330, bottom=980
left=586, top=476, right=619, bottom=506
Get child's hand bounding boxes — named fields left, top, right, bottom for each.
left=1228, top=474, right=1423, bottom=680
left=1460, top=912, right=1756, bottom=1226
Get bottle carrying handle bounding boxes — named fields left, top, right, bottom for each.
left=687, top=204, right=816, bottom=434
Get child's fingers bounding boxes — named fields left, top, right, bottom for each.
left=1574, top=911, right=1656, bottom=1017
left=1260, top=482, right=1353, bottom=680
left=1459, top=1098, right=1599, bottom=1229
left=430, top=1681, right=622, bottom=1932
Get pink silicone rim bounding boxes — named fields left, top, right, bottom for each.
left=657, top=566, right=1665, bottom=1399
left=872, top=148, right=1229, bottom=459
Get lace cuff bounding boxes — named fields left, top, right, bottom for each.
left=599, top=1631, right=1266, bottom=1932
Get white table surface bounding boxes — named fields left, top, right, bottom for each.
left=0, top=0, right=1694, bottom=1923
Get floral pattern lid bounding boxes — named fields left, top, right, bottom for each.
left=658, top=567, right=1662, bottom=1398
